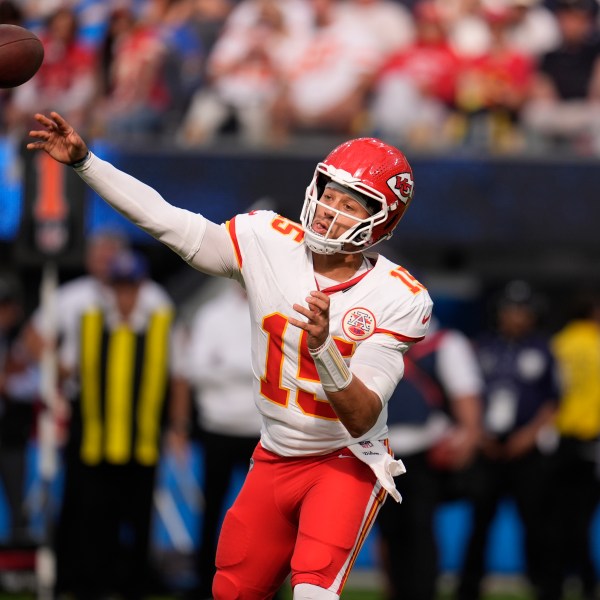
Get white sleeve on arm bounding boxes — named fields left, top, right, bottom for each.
left=351, top=335, right=411, bottom=406
left=75, top=153, right=238, bottom=277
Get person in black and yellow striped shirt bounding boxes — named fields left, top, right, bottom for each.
left=53, top=249, right=188, bottom=600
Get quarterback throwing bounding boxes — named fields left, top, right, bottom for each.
left=28, top=111, right=432, bottom=600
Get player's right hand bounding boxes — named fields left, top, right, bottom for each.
left=290, top=290, right=330, bottom=350
left=27, top=111, right=89, bottom=166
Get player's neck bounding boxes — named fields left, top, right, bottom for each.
left=312, top=251, right=365, bottom=282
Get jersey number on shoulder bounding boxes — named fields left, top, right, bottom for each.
left=271, top=216, right=304, bottom=242
left=260, top=313, right=354, bottom=420
left=390, top=266, right=426, bottom=295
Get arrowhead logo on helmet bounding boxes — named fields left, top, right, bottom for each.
left=387, top=172, right=414, bottom=206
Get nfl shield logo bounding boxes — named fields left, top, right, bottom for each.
left=342, top=308, right=376, bottom=341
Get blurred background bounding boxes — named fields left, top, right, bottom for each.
left=1, top=0, right=600, bottom=598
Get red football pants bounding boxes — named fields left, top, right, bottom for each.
left=212, top=443, right=387, bottom=599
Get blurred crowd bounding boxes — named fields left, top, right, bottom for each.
left=1, top=0, right=600, bottom=153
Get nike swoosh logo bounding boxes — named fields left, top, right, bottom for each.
left=422, top=314, right=431, bottom=324
left=338, top=454, right=353, bottom=459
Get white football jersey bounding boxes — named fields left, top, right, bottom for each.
left=227, top=210, right=433, bottom=456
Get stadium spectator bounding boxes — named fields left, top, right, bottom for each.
left=189, top=0, right=234, bottom=58
left=52, top=249, right=186, bottom=600
left=455, top=3, right=535, bottom=151
left=447, top=0, right=560, bottom=58
left=28, top=111, right=432, bottom=600
left=178, top=0, right=309, bottom=146
left=223, top=0, right=312, bottom=32
left=72, top=0, right=114, bottom=49
left=499, top=0, right=560, bottom=58
left=446, top=0, right=494, bottom=58
left=377, top=315, right=483, bottom=600
left=0, top=275, right=39, bottom=547
left=549, top=292, right=600, bottom=600
left=368, top=0, right=462, bottom=148
left=336, top=0, right=416, bottom=56
left=456, top=281, right=560, bottom=600
left=520, top=0, right=600, bottom=153
left=269, top=0, right=383, bottom=144
left=140, top=0, right=206, bottom=133
left=7, top=7, right=96, bottom=136
left=91, top=5, right=171, bottom=140
left=180, top=279, right=263, bottom=598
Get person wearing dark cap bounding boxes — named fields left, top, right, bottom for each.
left=456, top=281, right=561, bottom=600
left=52, top=249, right=188, bottom=600
left=24, top=229, right=171, bottom=365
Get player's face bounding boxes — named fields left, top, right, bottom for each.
left=312, top=188, right=371, bottom=240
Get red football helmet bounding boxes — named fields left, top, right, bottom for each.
left=300, top=138, right=415, bottom=254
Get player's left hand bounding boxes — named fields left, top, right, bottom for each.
left=290, top=290, right=330, bottom=349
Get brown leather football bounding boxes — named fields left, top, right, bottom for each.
left=0, top=24, right=44, bottom=88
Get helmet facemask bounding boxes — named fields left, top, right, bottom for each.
left=301, top=163, right=393, bottom=255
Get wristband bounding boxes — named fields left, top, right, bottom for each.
left=308, top=335, right=353, bottom=392
left=69, top=150, right=91, bottom=169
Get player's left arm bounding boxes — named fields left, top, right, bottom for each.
left=327, top=337, right=410, bottom=437
left=326, top=380, right=382, bottom=439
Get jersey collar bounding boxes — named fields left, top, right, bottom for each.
left=315, top=256, right=377, bottom=295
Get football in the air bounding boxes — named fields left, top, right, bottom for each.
left=0, top=24, right=44, bottom=88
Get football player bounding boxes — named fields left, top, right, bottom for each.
left=28, top=111, right=433, bottom=600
